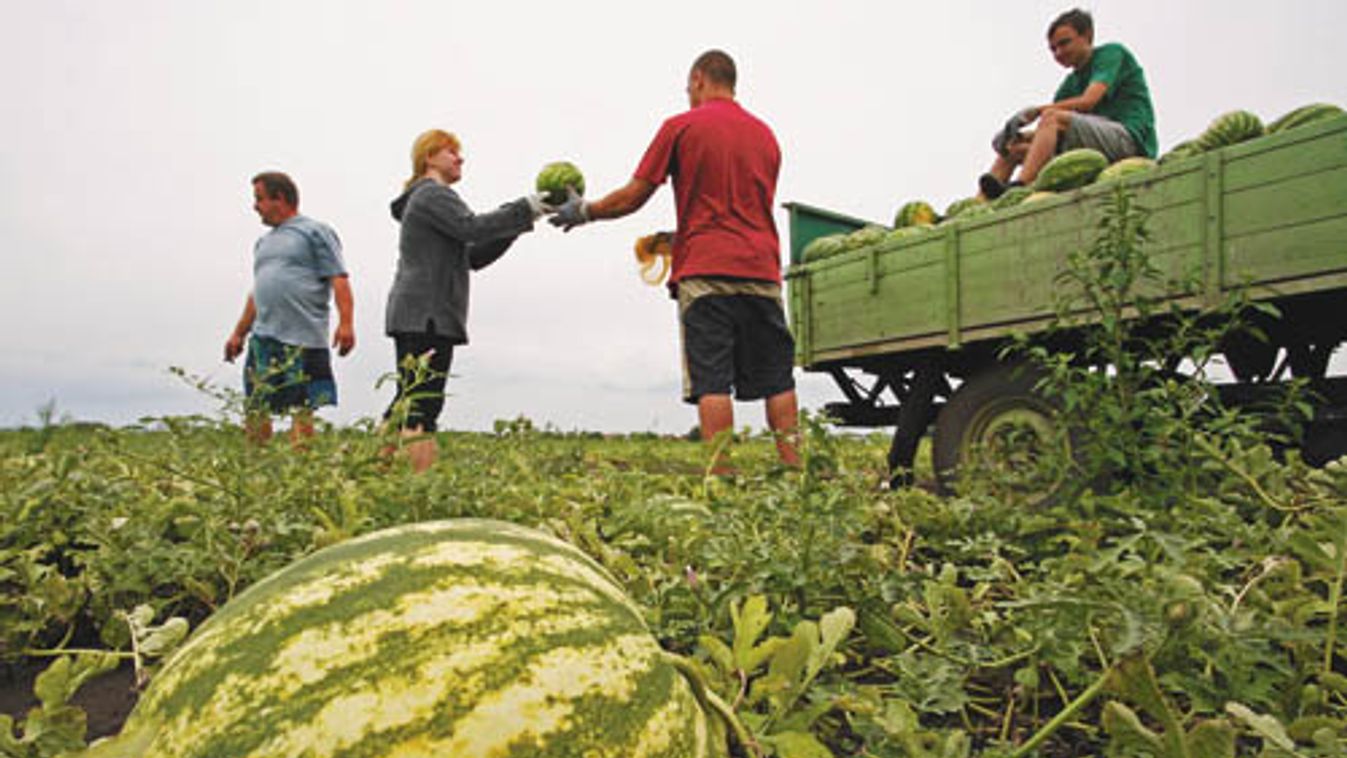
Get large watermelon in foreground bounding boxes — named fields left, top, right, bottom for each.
left=88, top=519, right=721, bottom=758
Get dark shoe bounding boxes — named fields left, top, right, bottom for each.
left=979, top=174, right=1024, bottom=200
left=979, top=173, right=1007, bottom=200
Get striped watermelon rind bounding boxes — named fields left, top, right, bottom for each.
left=893, top=200, right=938, bottom=229
left=802, top=233, right=848, bottom=262
left=885, top=225, right=934, bottom=244
left=1196, top=110, right=1264, bottom=151
left=944, top=196, right=986, bottom=219
left=1096, top=157, right=1157, bottom=184
left=1159, top=140, right=1203, bottom=165
left=1266, top=103, right=1345, bottom=134
left=844, top=224, right=891, bottom=251
left=1033, top=148, right=1108, bottom=191
left=93, top=519, right=723, bottom=758
left=991, top=185, right=1033, bottom=210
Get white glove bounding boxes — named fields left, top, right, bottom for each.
left=548, top=187, right=590, bottom=231
left=525, top=193, right=558, bottom=220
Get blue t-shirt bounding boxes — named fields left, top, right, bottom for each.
left=251, top=215, right=347, bottom=349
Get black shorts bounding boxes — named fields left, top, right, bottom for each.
left=243, top=335, right=336, bottom=414
left=678, top=279, right=796, bottom=404
left=383, top=332, right=455, bottom=432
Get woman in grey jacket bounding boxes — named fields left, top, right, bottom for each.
left=384, top=128, right=550, bottom=471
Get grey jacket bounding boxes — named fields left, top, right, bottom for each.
left=384, top=179, right=533, bottom=343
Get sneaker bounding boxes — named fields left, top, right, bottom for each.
left=979, top=173, right=1007, bottom=200
left=979, top=174, right=1024, bottom=200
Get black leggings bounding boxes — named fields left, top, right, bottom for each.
left=383, top=332, right=455, bottom=432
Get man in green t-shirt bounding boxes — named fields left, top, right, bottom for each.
left=979, top=9, right=1156, bottom=200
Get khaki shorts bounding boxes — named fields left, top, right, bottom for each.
left=1061, top=112, right=1140, bottom=162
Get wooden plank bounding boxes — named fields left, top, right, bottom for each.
left=1222, top=118, right=1347, bottom=191
left=1223, top=164, right=1347, bottom=238
left=1225, top=215, right=1347, bottom=287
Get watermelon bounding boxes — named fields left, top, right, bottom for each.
left=535, top=161, right=586, bottom=205
left=893, top=200, right=938, bottom=228
left=844, top=224, right=890, bottom=250
left=952, top=202, right=995, bottom=221
left=1032, top=148, right=1108, bottom=191
left=1158, top=140, right=1203, bottom=165
left=1266, top=103, right=1344, bottom=134
left=802, top=233, right=848, bottom=262
left=991, top=185, right=1032, bottom=210
left=1196, top=110, right=1264, bottom=150
left=943, top=196, right=986, bottom=219
left=90, top=519, right=722, bottom=758
left=1096, top=157, right=1157, bottom=183
left=885, top=225, right=932, bottom=244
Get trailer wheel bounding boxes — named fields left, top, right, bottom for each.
left=932, top=363, right=1073, bottom=505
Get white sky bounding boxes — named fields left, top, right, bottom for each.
left=2, top=1, right=1345, bottom=433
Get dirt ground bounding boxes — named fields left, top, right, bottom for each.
left=0, top=661, right=138, bottom=741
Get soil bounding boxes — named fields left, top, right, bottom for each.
left=0, top=660, right=139, bottom=741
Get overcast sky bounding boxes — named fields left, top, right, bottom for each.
left=3, top=0, right=1345, bottom=433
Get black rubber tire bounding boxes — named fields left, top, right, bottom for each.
left=932, top=363, right=1072, bottom=504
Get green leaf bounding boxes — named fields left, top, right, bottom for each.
left=767, top=623, right=814, bottom=692
left=1184, top=719, right=1236, bottom=758
left=17, top=704, right=86, bottom=756
left=0, top=713, right=30, bottom=757
left=1225, top=702, right=1296, bottom=754
left=33, top=657, right=75, bottom=712
left=126, top=605, right=155, bottom=632
left=806, top=606, right=854, bottom=683
left=1316, top=671, right=1347, bottom=695
left=32, top=653, right=120, bottom=712
left=75, top=717, right=162, bottom=758
left=1102, top=701, right=1164, bottom=757
left=138, top=617, right=189, bottom=659
left=766, top=730, right=835, bottom=758
left=731, top=595, right=773, bottom=671
left=698, top=634, right=734, bottom=677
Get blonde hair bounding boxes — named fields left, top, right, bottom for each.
left=405, top=129, right=462, bottom=189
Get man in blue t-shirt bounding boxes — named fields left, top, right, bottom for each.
left=978, top=8, right=1157, bottom=199
left=224, top=172, right=355, bottom=444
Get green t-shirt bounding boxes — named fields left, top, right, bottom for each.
left=1054, top=42, right=1157, bottom=158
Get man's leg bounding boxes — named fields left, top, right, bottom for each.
left=979, top=139, right=1030, bottom=199
left=765, top=389, right=800, bottom=467
left=698, top=393, right=735, bottom=471
left=1018, top=110, right=1070, bottom=185
left=289, top=408, right=315, bottom=448
left=245, top=411, right=273, bottom=445
left=404, top=428, right=439, bottom=473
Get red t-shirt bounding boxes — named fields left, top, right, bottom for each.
left=634, top=98, right=782, bottom=285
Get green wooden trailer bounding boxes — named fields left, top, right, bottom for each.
left=784, top=115, right=1347, bottom=489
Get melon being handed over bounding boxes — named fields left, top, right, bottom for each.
left=86, top=519, right=722, bottom=758
left=535, top=161, right=586, bottom=205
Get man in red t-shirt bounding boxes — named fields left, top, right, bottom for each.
left=551, top=49, right=799, bottom=468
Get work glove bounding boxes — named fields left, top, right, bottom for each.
left=525, top=193, right=558, bottom=220
left=992, top=108, right=1037, bottom=157
left=548, top=187, right=590, bottom=231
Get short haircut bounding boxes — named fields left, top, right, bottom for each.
left=691, top=49, right=736, bottom=89
left=252, top=171, right=298, bottom=207
left=1048, top=8, right=1093, bottom=39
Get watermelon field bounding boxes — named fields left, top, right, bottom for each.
left=3, top=399, right=1347, bottom=755
left=5, top=193, right=1347, bottom=757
